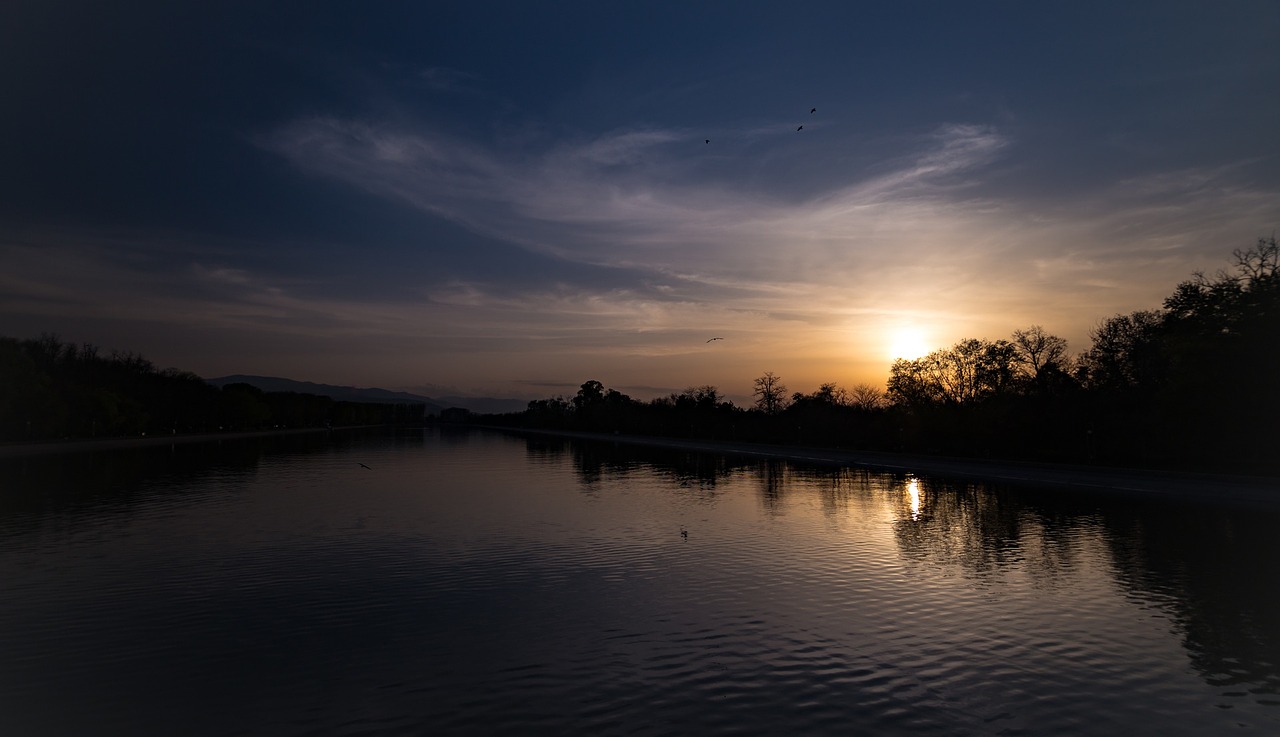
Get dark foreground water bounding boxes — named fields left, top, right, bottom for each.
left=1, top=428, right=1278, bottom=736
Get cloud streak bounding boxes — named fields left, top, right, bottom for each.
left=6, top=112, right=1275, bottom=399
left=6, top=3, right=1278, bottom=400
left=258, top=112, right=1280, bottom=384
left=265, top=118, right=1019, bottom=284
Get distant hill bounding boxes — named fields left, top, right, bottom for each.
left=431, top=396, right=529, bottom=415
left=205, top=375, right=527, bottom=415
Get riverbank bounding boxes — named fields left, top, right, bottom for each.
left=0, top=427, right=344, bottom=458
left=5, top=424, right=1275, bottom=507
left=492, top=426, right=1280, bottom=507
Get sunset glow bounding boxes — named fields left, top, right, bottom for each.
left=888, top=328, right=931, bottom=362
left=1, top=4, right=1276, bottom=404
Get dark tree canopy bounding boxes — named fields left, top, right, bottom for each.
left=0, top=334, right=424, bottom=441
left=499, top=237, right=1278, bottom=474
left=1076, top=310, right=1166, bottom=395
left=7, top=237, right=1277, bottom=475
left=887, top=338, right=1018, bottom=407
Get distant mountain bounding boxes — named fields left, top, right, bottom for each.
left=205, top=375, right=527, bottom=415
left=430, top=396, right=529, bottom=415
left=207, top=375, right=446, bottom=414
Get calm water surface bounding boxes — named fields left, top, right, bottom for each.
left=1, top=428, right=1277, bottom=736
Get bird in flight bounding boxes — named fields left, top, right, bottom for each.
left=796, top=125, right=803, bottom=131
left=358, top=462, right=372, bottom=470
left=706, top=337, right=724, bottom=343
left=810, top=107, right=816, bottom=113
left=705, top=139, right=710, bottom=144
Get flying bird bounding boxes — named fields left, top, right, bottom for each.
left=706, top=337, right=724, bottom=343
left=705, top=139, right=710, bottom=144
left=810, top=107, right=816, bottom=113
left=796, top=125, right=803, bottom=131
left=358, top=463, right=372, bottom=470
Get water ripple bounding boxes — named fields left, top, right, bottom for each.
left=1, top=430, right=1278, bottom=735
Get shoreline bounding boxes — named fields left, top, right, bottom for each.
left=489, top=426, right=1280, bottom=507
left=0, top=426, right=347, bottom=458
left=4, top=424, right=1275, bottom=507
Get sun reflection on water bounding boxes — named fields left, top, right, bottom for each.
left=905, top=477, right=921, bottom=520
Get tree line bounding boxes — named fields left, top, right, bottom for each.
left=0, top=334, right=426, bottom=442
left=492, top=237, right=1279, bottom=475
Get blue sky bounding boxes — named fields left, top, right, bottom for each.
left=2, top=1, right=1278, bottom=402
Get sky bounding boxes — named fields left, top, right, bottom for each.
left=2, top=1, right=1278, bottom=404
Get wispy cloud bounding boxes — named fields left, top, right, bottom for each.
left=263, top=117, right=1016, bottom=283
left=7, top=2, right=1277, bottom=400
left=260, top=115, right=1280, bottom=366
left=9, top=117, right=1276, bottom=396
left=570, top=130, right=685, bottom=165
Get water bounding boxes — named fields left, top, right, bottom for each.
left=1, top=428, right=1277, bottom=736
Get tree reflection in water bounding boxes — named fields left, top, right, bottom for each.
left=887, top=473, right=1280, bottom=702
left=1104, top=506, right=1280, bottom=700
left=550, top=437, right=750, bottom=496
left=537, top=435, right=1280, bottom=701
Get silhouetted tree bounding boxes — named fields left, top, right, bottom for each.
left=1155, top=236, right=1280, bottom=465
left=499, top=237, right=1279, bottom=472
left=848, top=383, right=887, bottom=411
left=572, top=380, right=606, bottom=412
left=0, top=334, right=431, bottom=440
left=812, top=382, right=850, bottom=406
left=1076, top=310, right=1166, bottom=395
left=1164, top=236, right=1279, bottom=345
left=752, top=371, right=788, bottom=414
left=0, top=337, right=63, bottom=438
left=1011, top=326, right=1068, bottom=382
left=678, top=385, right=727, bottom=410
left=886, top=357, right=944, bottom=406
left=888, top=338, right=1017, bottom=407
left=526, top=396, right=573, bottom=427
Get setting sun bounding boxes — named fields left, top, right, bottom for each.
left=888, top=328, right=931, bottom=361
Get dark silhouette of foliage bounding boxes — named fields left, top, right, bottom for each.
left=7, top=238, right=1276, bottom=474
left=1152, top=236, right=1279, bottom=466
left=847, top=383, right=887, bottom=411
left=887, top=338, right=1019, bottom=407
left=1011, top=325, right=1074, bottom=397
left=0, top=334, right=425, bottom=442
left=752, top=371, right=789, bottom=414
left=499, top=237, right=1278, bottom=476
left=1076, top=310, right=1167, bottom=395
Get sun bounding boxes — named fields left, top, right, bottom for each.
left=887, top=328, right=931, bottom=361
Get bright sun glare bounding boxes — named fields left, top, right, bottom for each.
left=888, top=328, right=931, bottom=361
